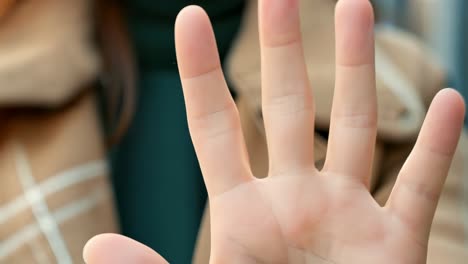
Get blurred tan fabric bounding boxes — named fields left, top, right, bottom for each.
left=0, top=93, right=118, bottom=263
left=0, top=0, right=15, bottom=18
left=0, top=0, right=100, bottom=106
left=0, top=0, right=118, bottom=263
left=193, top=0, right=467, bottom=263
left=225, top=0, right=445, bottom=143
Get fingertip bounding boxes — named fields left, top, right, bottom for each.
left=336, top=0, right=374, bottom=20
left=175, top=5, right=207, bottom=32
left=335, top=0, right=375, bottom=65
left=259, top=0, right=301, bottom=46
left=82, top=234, right=107, bottom=263
left=175, top=5, right=220, bottom=78
left=419, top=88, right=465, bottom=156
left=430, top=88, right=466, bottom=130
left=83, top=233, right=167, bottom=264
left=434, top=88, right=466, bottom=117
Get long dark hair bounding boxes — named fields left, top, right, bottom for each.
left=96, top=0, right=137, bottom=147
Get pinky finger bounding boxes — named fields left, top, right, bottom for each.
left=386, top=89, right=465, bottom=242
left=83, top=234, right=169, bottom=264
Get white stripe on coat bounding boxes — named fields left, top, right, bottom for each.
left=0, top=187, right=108, bottom=260
left=13, top=142, right=73, bottom=264
left=0, top=160, right=107, bottom=225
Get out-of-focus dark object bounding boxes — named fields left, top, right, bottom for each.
left=96, top=0, right=137, bottom=147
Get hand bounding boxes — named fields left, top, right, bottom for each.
left=83, top=0, right=466, bottom=263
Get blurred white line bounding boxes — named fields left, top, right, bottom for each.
left=14, top=142, right=72, bottom=264
left=0, top=160, right=107, bottom=225
left=0, top=187, right=107, bottom=260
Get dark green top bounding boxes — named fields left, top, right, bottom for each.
left=111, top=1, right=244, bottom=262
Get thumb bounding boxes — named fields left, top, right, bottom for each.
left=83, top=233, right=169, bottom=264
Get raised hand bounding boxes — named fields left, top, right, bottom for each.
left=83, top=0, right=466, bottom=263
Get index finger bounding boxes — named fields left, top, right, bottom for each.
left=175, top=6, right=253, bottom=196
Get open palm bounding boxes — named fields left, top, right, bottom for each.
left=83, top=0, right=465, bottom=263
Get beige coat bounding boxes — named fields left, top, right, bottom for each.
left=0, top=0, right=118, bottom=263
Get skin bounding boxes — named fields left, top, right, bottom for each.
left=83, top=0, right=466, bottom=263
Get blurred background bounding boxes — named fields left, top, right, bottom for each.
left=0, top=0, right=467, bottom=263
left=375, top=0, right=467, bottom=124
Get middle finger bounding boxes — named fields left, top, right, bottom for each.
left=260, top=0, right=315, bottom=176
